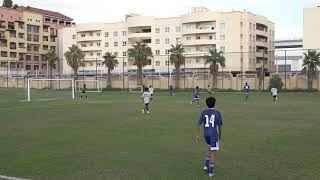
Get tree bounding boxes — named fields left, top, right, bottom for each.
left=204, top=48, right=225, bottom=88
left=44, top=49, right=58, bottom=79
left=127, top=42, right=153, bottom=86
left=102, top=52, right=118, bottom=88
left=2, top=0, right=13, bottom=8
left=12, top=4, right=19, bottom=9
left=64, top=45, right=85, bottom=80
left=268, top=75, right=284, bottom=91
left=302, top=50, right=320, bottom=91
left=169, top=44, right=185, bottom=89
left=256, top=67, right=264, bottom=91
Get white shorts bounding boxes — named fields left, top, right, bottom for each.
left=208, top=141, right=220, bottom=151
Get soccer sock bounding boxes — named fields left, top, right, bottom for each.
left=204, top=156, right=210, bottom=169
left=209, top=161, right=215, bottom=175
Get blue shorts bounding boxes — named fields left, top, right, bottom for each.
left=205, top=136, right=220, bottom=151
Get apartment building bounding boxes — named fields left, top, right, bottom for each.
left=303, top=6, right=320, bottom=50
left=59, top=7, right=274, bottom=75
left=275, top=39, right=303, bottom=73
left=0, top=6, right=73, bottom=75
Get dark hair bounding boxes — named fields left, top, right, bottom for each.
left=149, top=85, right=152, bottom=87
left=145, top=87, right=149, bottom=92
left=196, top=86, right=199, bottom=89
left=206, top=97, right=216, bottom=108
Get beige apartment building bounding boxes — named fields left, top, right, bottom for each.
left=0, top=6, right=73, bottom=75
left=59, top=7, right=274, bottom=75
left=303, top=6, right=320, bottom=50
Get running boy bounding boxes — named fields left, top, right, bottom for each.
left=243, top=82, right=250, bottom=104
left=207, top=85, right=213, bottom=95
left=80, top=84, right=88, bottom=99
left=270, top=87, right=278, bottom=103
left=196, top=97, right=223, bottom=177
left=191, top=86, right=200, bottom=107
left=149, top=85, right=154, bottom=98
left=142, top=87, right=151, bottom=114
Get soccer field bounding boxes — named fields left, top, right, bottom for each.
left=0, top=90, right=319, bottom=180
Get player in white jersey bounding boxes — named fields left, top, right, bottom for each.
left=270, top=87, right=278, bottom=103
left=149, top=85, right=154, bottom=98
left=142, top=87, right=152, bottom=114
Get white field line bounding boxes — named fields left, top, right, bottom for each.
left=0, top=99, right=140, bottom=110
left=0, top=175, right=30, bottom=180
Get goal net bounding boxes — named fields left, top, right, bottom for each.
left=27, top=78, right=74, bottom=102
left=75, top=80, right=102, bottom=92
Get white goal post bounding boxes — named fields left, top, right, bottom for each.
left=27, top=78, right=74, bottom=102
left=75, top=79, right=102, bottom=92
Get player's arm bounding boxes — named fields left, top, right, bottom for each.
left=218, top=125, right=222, bottom=140
left=196, top=113, right=203, bottom=144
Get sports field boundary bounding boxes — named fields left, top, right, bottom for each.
left=0, top=174, right=30, bottom=180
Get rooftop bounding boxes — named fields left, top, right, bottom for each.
left=20, top=6, right=73, bottom=21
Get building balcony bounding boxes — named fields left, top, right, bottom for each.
left=182, top=27, right=215, bottom=35
left=77, top=36, right=102, bottom=42
left=182, top=39, right=216, bottom=46
left=256, top=40, right=268, bottom=47
left=128, top=32, right=152, bottom=39
left=81, top=46, right=102, bottom=51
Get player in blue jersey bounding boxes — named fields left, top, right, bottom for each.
left=196, top=97, right=223, bottom=177
left=191, top=86, right=200, bottom=107
left=243, top=82, right=250, bottom=104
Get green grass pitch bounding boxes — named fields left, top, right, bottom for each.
left=0, top=90, right=319, bottom=180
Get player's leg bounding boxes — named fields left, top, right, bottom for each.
left=196, top=98, right=200, bottom=107
left=208, top=141, right=219, bottom=177
left=85, top=92, right=88, bottom=99
left=80, top=93, right=84, bottom=99
left=203, top=136, right=211, bottom=171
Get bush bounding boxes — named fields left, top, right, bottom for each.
left=269, top=75, right=284, bottom=90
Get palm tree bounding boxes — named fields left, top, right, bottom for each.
left=302, top=50, right=320, bottom=91
left=169, top=44, right=185, bottom=89
left=128, top=42, right=153, bottom=86
left=204, top=48, right=226, bottom=88
left=44, top=50, right=59, bottom=88
left=44, top=49, right=58, bottom=79
left=64, top=45, right=85, bottom=80
left=102, top=52, right=118, bottom=88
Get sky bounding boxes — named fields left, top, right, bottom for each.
left=13, top=0, right=320, bottom=39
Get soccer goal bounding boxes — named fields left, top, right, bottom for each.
left=75, top=79, right=102, bottom=92
left=27, top=78, right=74, bottom=102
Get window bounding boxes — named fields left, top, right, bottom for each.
left=97, top=52, right=101, bottom=56
left=97, top=43, right=100, bottom=47
left=186, top=36, right=192, bottom=41
left=90, top=32, right=93, bottom=36
left=220, top=46, right=225, bottom=52
left=34, top=26, right=39, bottom=33
left=42, top=64, right=47, bottom=69
left=220, top=23, right=225, bottom=29
left=105, top=32, right=109, bottom=37
left=165, top=49, right=170, bottom=55
left=185, top=48, right=191, bottom=53
left=165, top=38, right=170, bottom=44
left=81, top=43, right=86, bottom=47
left=176, top=26, right=181, bottom=32
left=90, top=52, right=93, bottom=56
left=122, top=41, right=127, bottom=46
left=97, top=32, right=100, bottom=36
left=155, top=61, right=160, bottom=66
left=253, top=24, right=256, bottom=30
left=165, top=27, right=170, bottom=32
left=105, top=42, right=109, bottom=47
left=156, top=39, right=160, bottom=44
left=165, top=60, right=169, bottom=65
left=250, top=23, right=252, bottom=30
left=34, top=56, right=39, bottom=61
left=43, top=45, right=48, bottom=50
left=220, top=35, right=225, bottom=40
left=114, top=42, right=118, bottom=47
left=196, top=36, right=200, bottom=40
left=123, top=52, right=127, bottom=57
left=34, top=65, right=39, bottom=70
left=27, top=34, right=32, bottom=41
left=176, top=38, right=181, bottom=44
left=81, top=34, right=85, bottom=37
left=114, top=31, right=118, bottom=36
left=90, top=42, right=93, bottom=47
left=33, top=46, right=39, bottom=52
left=27, top=25, right=32, bottom=32
left=155, top=28, right=160, bottom=33
left=123, top=62, right=127, bottom=67
left=26, top=55, right=31, bottom=61
left=155, top=50, right=160, bottom=55
left=114, top=52, right=118, bottom=57
left=33, top=35, right=39, bottom=42
left=72, top=35, right=76, bottom=39
left=122, top=31, right=126, bottom=36
left=250, top=34, right=252, bottom=41
left=186, top=59, right=192, bottom=64
left=26, top=64, right=31, bottom=70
